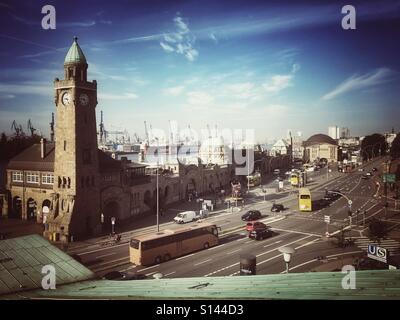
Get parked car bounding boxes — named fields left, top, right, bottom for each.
left=271, top=203, right=285, bottom=212
left=366, top=172, right=373, bottom=176
left=273, top=169, right=281, bottom=175
left=241, top=210, right=262, bottom=221
left=358, top=168, right=364, bottom=172
left=361, top=175, right=369, bottom=180
left=173, top=211, right=198, bottom=224
left=372, top=167, right=378, bottom=172
left=249, top=227, right=272, bottom=240
left=245, top=221, right=267, bottom=232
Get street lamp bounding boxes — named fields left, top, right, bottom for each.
left=279, top=246, right=295, bottom=273
left=155, top=138, right=160, bottom=233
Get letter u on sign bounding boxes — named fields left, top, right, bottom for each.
left=368, top=244, right=376, bottom=255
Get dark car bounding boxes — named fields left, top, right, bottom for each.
left=361, top=174, right=369, bottom=180
left=241, top=210, right=262, bottom=221
left=249, top=227, right=272, bottom=240
left=245, top=221, right=267, bottom=232
left=325, top=190, right=341, bottom=201
left=372, top=167, right=378, bottom=172
left=271, top=203, right=284, bottom=212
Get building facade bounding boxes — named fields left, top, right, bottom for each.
left=303, top=134, right=338, bottom=163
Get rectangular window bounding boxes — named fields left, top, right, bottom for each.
left=26, top=172, right=39, bottom=184
left=41, top=174, right=54, bottom=185
left=12, top=171, right=23, bottom=182
left=64, top=140, right=67, bottom=151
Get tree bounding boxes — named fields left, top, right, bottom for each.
left=390, top=133, right=400, bottom=159
left=361, top=134, right=387, bottom=160
left=368, top=218, right=388, bottom=243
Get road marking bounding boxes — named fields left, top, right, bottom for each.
left=236, top=237, right=247, bottom=242
left=226, top=249, right=241, bottom=255
left=119, top=265, right=137, bottom=272
left=77, top=243, right=128, bottom=256
left=194, top=259, right=212, bottom=266
left=164, top=271, right=176, bottom=277
left=256, top=235, right=313, bottom=258
left=208, top=243, right=225, bottom=250
left=271, top=228, right=320, bottom=237
left=95, top=252, right=117, bottom=259
left=263, top=240, right=282, bottom=248
left=139, top=264, right=160, bottom=272
left=175, top=253, right=195, bottom=261
left=145, top=271, right=157, bottom=277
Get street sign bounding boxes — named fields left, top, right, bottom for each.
left=111, top=217, right=116, bottom=225
left=324, top=215, right=330, bottom=224
left=367, top=244, right=388, bottom=263
left=383, top=173, right=396, bottom=183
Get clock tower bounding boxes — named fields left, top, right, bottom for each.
left=45, top=37, right=101, bottom=241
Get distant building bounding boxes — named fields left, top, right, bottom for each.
left=304, top=134, right=338, bottom=163
left=340, top=127, right=350, bottom=139
left=270, top=139, right=290, bottom=156
left=328, top=126, right=340, bottom=140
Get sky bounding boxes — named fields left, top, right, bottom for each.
left=0, top=0, right=399, bottom=143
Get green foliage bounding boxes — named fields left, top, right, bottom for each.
left=361, top=134, right=388, bottom=160
left=368, top=218, right=388, bottom=242
left=390, top=134, right=400, bottom=159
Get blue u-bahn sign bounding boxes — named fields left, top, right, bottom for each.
left=367, top=244, right=388, bottom=263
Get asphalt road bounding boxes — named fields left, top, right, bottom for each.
left=74, top=157, right=391, bottom=279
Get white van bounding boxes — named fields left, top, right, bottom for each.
left=173, top=211, right=197, bottom=224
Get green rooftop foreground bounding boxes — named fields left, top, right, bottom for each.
left=1, top=235, right=400, bottom=300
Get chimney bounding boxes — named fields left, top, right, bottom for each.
left=41, top=138, right=46, bottom=159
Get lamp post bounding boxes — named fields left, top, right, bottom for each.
left=279, top=246, right=295, bottom=273
left=155, top=138, right=160, bottom=233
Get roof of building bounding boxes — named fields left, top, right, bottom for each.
left=7, top=142, right=55, bottom=171
left=304, top=134, right=337, bottom=147
left=64, top=37, right=87, bottom=65
left=2, top=269, right=400, bottom=300
left=0, top=234, right=95, bottom=296
left=7, top=142, right=122, bottom=173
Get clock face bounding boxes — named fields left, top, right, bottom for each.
left=79, top=93, right=89, bottom=106
left=62, top=92, right=71, bottom=105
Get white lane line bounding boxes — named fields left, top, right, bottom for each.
left=145, top=271, right=157, bottom=277
left=219, top=222, right=231, bottom=227
left=194, top=259, right=212, bottom=266
left=226, top=249, right=241, bottom=255
left=264, top=240, right=282, bottom=248
left=175, top=253, right=195, bottom=261
left=271, top=228, right=320, bottom=237
left=77, top=242, right=128, bottom=256
left=256, top=235, right=313, bottom=258
left=95, top=252, right=117, bottom=259
left=119, top=265, right=137, bottom=272
left=164, top=271, right=176, bottom=277
left=138, top=264, right=160, bottom=272
left=208, top=243, right=225, bottom=250
left=236, top=237, right=247, bottom=242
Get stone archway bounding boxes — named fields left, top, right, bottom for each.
left=27, top=198, right=37, bottom=220
left=12, top=196, right=22, bottom=219
left=42, top=199, right=51, bottom=223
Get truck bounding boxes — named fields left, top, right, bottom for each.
left=173, top=210, right=209, bottom=224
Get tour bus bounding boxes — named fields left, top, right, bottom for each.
left=298, top=188, right=312, bottom=212
left=129, top=222, right=220, bottom=266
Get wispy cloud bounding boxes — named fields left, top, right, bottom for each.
left=322, top=67, right=398, bottom=100
left=160, top=14, right=198, bottom=61
left=224, top=82, right=258, bottom=100
left=98, top=92, right=138, bottom=101
left=163, top=86, right=185, bottom=96
left=262, top=63, right=299, bottom=94
left=187, top=91, right=213, bottom=106
left=0, top=82, right=51, bottom=96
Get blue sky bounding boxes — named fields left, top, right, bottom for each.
left=0, top=0, right=399, bottom=143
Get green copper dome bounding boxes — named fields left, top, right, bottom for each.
left=64, top=37, right=87, bottom=64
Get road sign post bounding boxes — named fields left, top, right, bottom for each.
left=367, top=244, right=388, bottom=263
